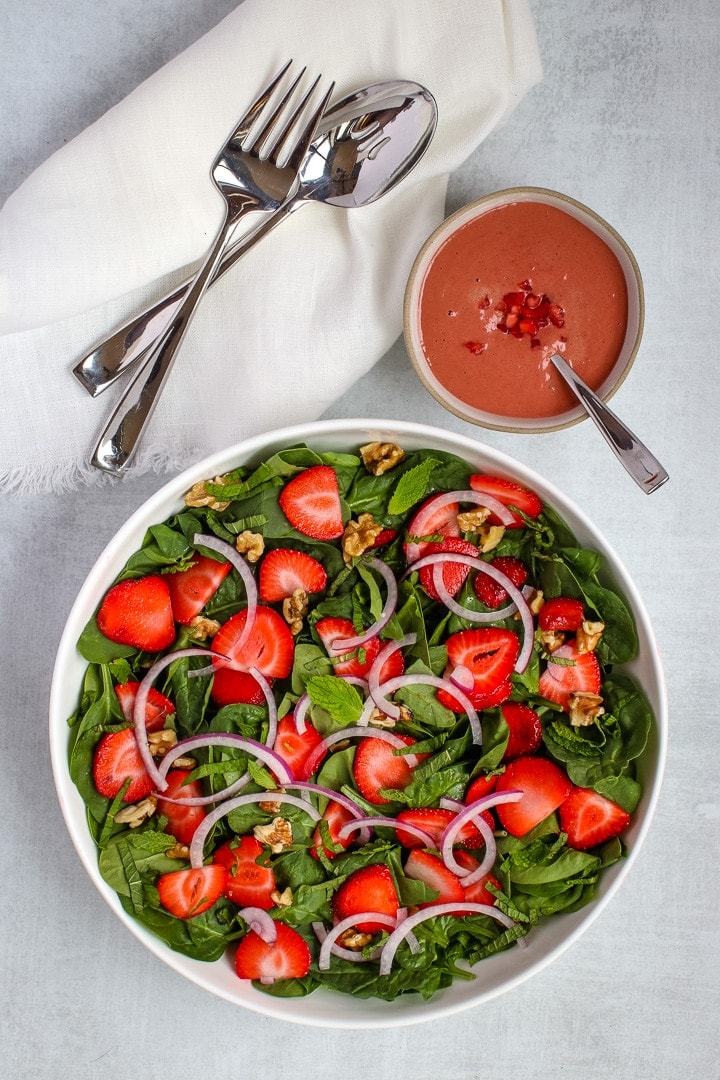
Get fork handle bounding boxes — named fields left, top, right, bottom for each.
left=74, top=197, right=301, bottom=396
left=91, top=208, right=241, bottom=474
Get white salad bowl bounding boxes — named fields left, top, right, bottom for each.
left=49, top=418, right=667, bottom=1028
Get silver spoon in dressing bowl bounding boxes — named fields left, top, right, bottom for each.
left=550, top=352, right=668, bottom=493
left=75, top=80, right=437, bottom=396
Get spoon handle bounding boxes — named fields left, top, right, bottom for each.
left=73, top=197, right=300, bottom=396
left=550, top=353, right=669, bottom=494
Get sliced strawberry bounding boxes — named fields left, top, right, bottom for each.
left=165, top=555, right=232, bottom=625
left=258, top=547, right=327, bottom=603
left=395, top=807, right=490, bottom=850
left=115, top=681, right=175, bottom=733
left=272, top=715, right=324, bottom=781
left=473, top=555, right=529, bottom=609
left=538, top=596, right=585, bottom=631
left=211, top=605, right=294, bottom=684
left=210, top=669, right=271, bottom=706
left=559, top=786, right=631, bottom=850
left=538, top=641, right=601, bottom=710
left=437, top=627, right=520, bottom=712
left=404, top=491, right=461, bottom=561
left=315, top=616, right=381, bottom=677
left=352, top=734, right=418, bottom=806
left=278, top=465, right=344, bottom=540
left=235, top=920, right=311, bottom=981
left=469, top=474, right=543, bottom=527
left=501, top=701, right=543, bottom=760
left=92, top=727, right=154, bottom=803
left=453, top=850, right=501, bottom=907
left=214, top=836, right=277, bottom=909
left=311, top=800, right=357, bottom=860
left=157, top=769, right=207, bottom=845
left=418, top=536, right=479, bottom=601
left=158, top=865, right=227, bottom=919
left=465, top=772, right=499, bottom=802
left=370, top=527, right=398, bottom=549
left=404, top=849, right=464, bottom=907
left=331, top=863, right=400, bottom=933
left=495, top=756, right=573, bottom=837
left=97, top=575, right=176, bottom=652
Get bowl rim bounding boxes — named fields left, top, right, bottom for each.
left=49, top=417, right=667, bottom=1028
left=403, top=186, right=645, bottom=434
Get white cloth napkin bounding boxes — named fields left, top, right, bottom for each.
left=0, top=0, right=541, bottom=493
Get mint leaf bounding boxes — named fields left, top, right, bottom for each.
left=387, top=458, right=440, bottom=515
left=305, top=676, right=363, bottom=724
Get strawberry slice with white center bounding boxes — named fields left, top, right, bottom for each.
left=272, top=715, right=324, bottom=780
left=156, top=769, right=207, bottom=845
left=165, top=554, right=232, bottom=625
left=437, top=627, right=520, bottom=712
left=404, top=849, right=464, bottom=907
left=311, top=800, right=358, bottom=860
left=278, top=465, right=344, bottom=540
left=559, top=785, right=631, bottom=850
left=538, top=640, right=601, bottom=710
left=469, top=474, right=542, bottom=527
left=331, top=864, right=400, bottom=933
left=495, top=756, right=573, bottom=837
left=315, top=616, right=381, bottom=677
left=258, top=547, right=327, bottom=602
left=214, top=836, right=277, bottom=909
left=92, top=727, right=155, bottom=803
left=403, top=491, right=461, bottom=563
left=97, top=574, right=176, bottom=652
left=235, top=921, right=311, bottom=981
left=352, top=733, right=419, bottom=806
left=211, top=605, right=294, bottom=705
left=157, top=865, right=227, bottom=920
left=115, top=681, right=175, bottom=733
left=395, top=807, right=491, bottom=849
left=417, top=536, right=479, bottom=600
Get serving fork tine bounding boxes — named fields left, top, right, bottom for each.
left=90, top=63, right=333, bottom=474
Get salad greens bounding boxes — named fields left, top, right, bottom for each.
left=67, top=443, right=652, bottom=1003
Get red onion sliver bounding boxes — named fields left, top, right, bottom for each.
left=367, top=634, right=417, bottom=721
left=337, top=815, right=435, bottom=848
left=132, top=648, right=218, bottom=791
left=331, top=558, right=399, bottom=652
left=303, top=725, right=420, bottom=777
left=312, top=921, right=383, bottom=964
left=238, top=907, right=277, bottom=944
left=293, top=694, right=310, bottom=735
left=318, top=912, right=416, bottom=971
left=405, top=489, right=516, bottom=564
left=189, top=791, right=320, bottom=868
left=193, top=532, right=258, bottom=656
left=370, top=673, right=482, bottom=745
left=449, top=664, right=474, bottom=691
left=379, top=902, right=518, bottom=976
left=248, top=665, right=278, bottom=747
left=439, top=791, right=524, bottom=884
left=286, top=781, right=371, bottom=844
left=158, top=733, right=292, bottom=785
left=157, top=770, right=251, bottom=808
left=405, top=552, right=535, bottom=673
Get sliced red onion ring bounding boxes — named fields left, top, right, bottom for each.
left=248, top=665, right=278, bottom=747
left=405, top=552, right=535, bottom=673
left=330, top=558, right=398, bottom=652
left=189, top=790, right=320, bottom=869
left=404, top=489, right=516, bottom=564
left=337, top=815, right=435, bottom=848
left=238, top=907, right=277, bottom=944
left=366, top=633, right=417, bottom=721
left=194, top=532, right=258, bottom=656
left=318, top=912, right=419, bottom=971
left=303, top=725, right=420, bottom=777
left=361, top=673, right=481, bottom=745
left=313, top=909, right=419, bottom=966
left=292, top=694, right=311, bottom=735
left=132, top=648, right=220, bottom=791
left=157, top=733, right=292, bottom=810
left=439, top=791, right=524, bottom=884
left=449, top=665, right=474, bottom=691
left=379, top=902, right=519, bottom=976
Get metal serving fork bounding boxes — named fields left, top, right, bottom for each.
left=91, top=62, right=333, bottom=474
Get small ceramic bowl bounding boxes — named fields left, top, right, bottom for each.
left=403, top=187, right=644, bottom=433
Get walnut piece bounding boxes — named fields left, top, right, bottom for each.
left=283, top=588, right=308, bottom=635
left=359, top=441, right=405, bottom=475
left=270, top=887, right=293, bottom=908
left=184, top=476, right=231, bottom=511
left=477, top=524, right=506, bottom=552
left=258, top=792, right=285, bottom=815
left=369, top=703, right=413, bottom=728
left=235, top=530, right=264, bottom=562
left=168, top=754, right=197, bottom=770
left=540, top=630, right=566, bottom=654
left=526, top=588, right=545, bottom=615
left=577, top=619, right=605, bottom=654
left=456, top=507, right=491, bottom=532
left=114, top=795, right=157, bottom=828
left=148, top=729, right=177, bottom=757
left=166, top=842, right=190, bottom=860
left=253, top=816, right=293, bottom=853
left=190, top=615, right=221, bottom=641
left=568, top=691, right=605, bottom=727
left=338, top=928, right=374, bottom=951
left=342, top=513, right=385, bottom=562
